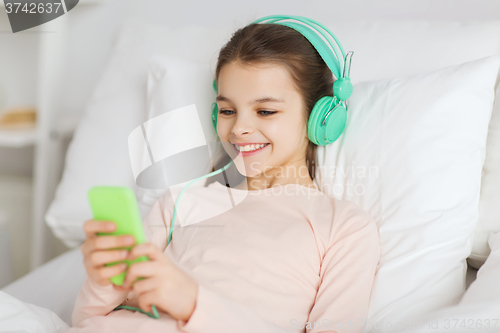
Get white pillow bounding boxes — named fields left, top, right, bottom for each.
left=326, top=20, right=500, bottom=270
left=45, top=25, right=148, bottom=248
left=469, top=77, right=500, bottom=268
left=315, top=55, right=500, bottom=330
left=134, top=55, right=223, bottom=217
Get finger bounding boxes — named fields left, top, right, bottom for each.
left=137, top=291, right=157, bottom=313
left=122, top=261, right=158, bottom=289
left=128, top=243, right=163, bottom=262
left=93, top=263, right=127, bottom=283
left=83, top=220, right=116, bottom=238
left=130, top=276, right=157, bottom=296
left=92, top=234, right=135, bottom=251
left=88, top=249, right=129, bottom=267
left=113, top=284, right=132, bottom=292
left=80, top=241, right=90, bottom=257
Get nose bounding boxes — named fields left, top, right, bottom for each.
left=230, top=112, right=254, bottom=137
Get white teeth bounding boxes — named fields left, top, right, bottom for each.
left=234, top=143, right=268, bottom=152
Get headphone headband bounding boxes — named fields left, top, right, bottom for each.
left=251, top=15, right=352, bottom=81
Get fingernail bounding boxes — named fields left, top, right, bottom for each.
left=125, top=236, right=134, bottom=244
left=120, top=263, right=127, bottom=269
left=107, top=223, right=115, bottom=230
left=121, top=250, right=128, bottom=258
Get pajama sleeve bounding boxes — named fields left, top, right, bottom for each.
left=305, top=202, right=381, bottom=333
left=71, top=195, right=171, bottom=327
left=71, top=278, right=129, bottom=327
left=176, top=202, right=381, bottom=333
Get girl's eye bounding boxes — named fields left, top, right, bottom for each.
left=219, top=110, right=276, bottom=116
left=219, top=110, right=235, bottom=115
left=258, top=110, right=277, bottom=116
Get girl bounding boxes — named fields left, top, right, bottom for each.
left=67, top=19, right=380, bottom=333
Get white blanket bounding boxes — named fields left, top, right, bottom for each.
left=0, top=291, right=69, bottom=333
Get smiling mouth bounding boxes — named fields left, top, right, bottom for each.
left=232, top=143, right=270, bottom=156
left=233, top=143, right=270, bottom=152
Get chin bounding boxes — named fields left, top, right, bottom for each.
left=233, top=159, right=266, bottom=178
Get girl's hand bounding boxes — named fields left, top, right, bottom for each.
left=119, top=243, right=198, bottom=322
left=81, top=220, right=133, bottom=287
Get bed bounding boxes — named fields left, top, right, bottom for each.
left=2, top=13, right=500, bottom=333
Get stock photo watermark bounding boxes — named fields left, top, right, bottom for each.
left=3, top=0, right=79, bottom=33
left=127, top=104, right=380, bottom=226
left=243, top=162, right=379, bottom=198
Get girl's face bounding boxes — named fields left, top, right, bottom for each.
left=216, top=61, right=310, bottom=181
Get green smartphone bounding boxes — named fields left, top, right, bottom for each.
left=87, top=186, right=149, bottom=286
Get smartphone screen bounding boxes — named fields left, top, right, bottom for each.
left=88, top=186, right=148, bottom=285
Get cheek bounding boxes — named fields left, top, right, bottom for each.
left=216, top=122, right=228, bottom=139
left=268, top=119, right=306, bottom=148
left=216, top=123, right=233, bottom=147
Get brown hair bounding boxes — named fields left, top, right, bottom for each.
left=207, top=22, right=334, bottom=186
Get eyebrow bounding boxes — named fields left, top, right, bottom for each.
left=216, top=95, right=285, bottom=104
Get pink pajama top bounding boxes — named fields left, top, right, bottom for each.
left=66, top=181, right=381, bottom=333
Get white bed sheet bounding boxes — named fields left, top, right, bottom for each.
left=0, top=291, right=69, bottom=333
left=1, top=247, right=86, bottom=327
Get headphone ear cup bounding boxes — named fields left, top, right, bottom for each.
left=308, top=96, right=332, bottom=145
left=211, top=102, right=218, bottom=134
left=212, top=79, right=219, bottom=136
left=212, top=79, right=218, bottom=94
left=307, top=96, right=346, bottom=145
left=325, top=104, right=346, bottom=144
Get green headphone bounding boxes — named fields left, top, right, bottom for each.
left=211, top=15, right=354, bottom=146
